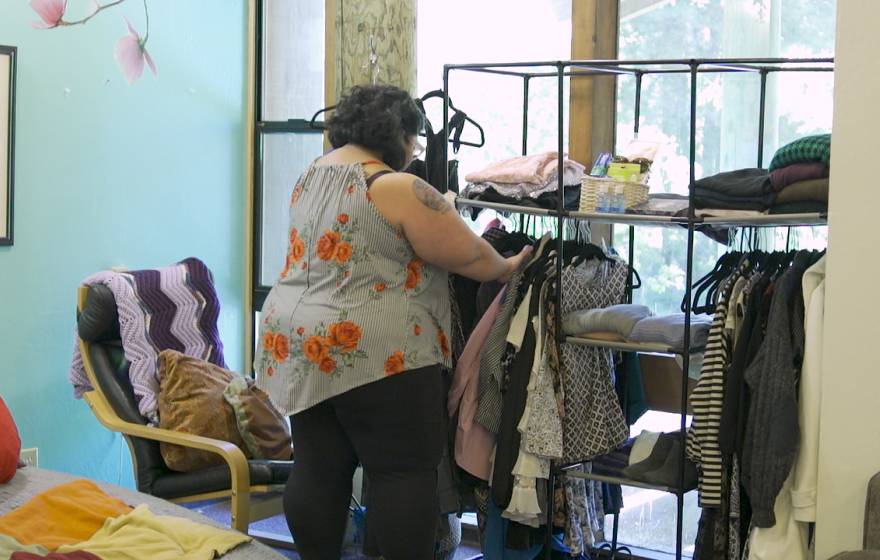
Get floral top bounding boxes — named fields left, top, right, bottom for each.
left=255, top=162, right=452, bottom=416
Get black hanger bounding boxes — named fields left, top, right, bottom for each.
left=702, top=252, right=739, bottom=311
left=560, top=239, right=613, bottom=270
left=308, top=105, right=334, bottom=130
left=683, top=251, right=737, bottom=314
left=418, top=90, right=486, bottom=149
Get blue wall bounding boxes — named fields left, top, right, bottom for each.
left=0, top=2, right=248, bottom=486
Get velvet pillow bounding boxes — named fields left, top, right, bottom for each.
left=157, top=350, right=249, bottom=472
left=0, top=396, right=21, bottom=483
left=223, top=377, right=292, bottom=461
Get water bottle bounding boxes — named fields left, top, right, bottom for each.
left=597, top=184, right=610, bottom=213
left=613, top=185, right=626, bottom=213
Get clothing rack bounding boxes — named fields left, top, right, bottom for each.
left=443, top=57, right=833, bottom=560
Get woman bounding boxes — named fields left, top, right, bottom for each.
left=255, top=84, right=529, bottom=559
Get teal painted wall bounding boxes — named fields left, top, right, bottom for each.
left=0, top=1, right=248, bottom=487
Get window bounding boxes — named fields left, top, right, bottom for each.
left=610, top=0, right=836, bottom=556
left=417, top=0, right=572, bottom=182
left=253, top=0, right=326, bottom=354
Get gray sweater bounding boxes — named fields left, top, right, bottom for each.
left=741, top=251, right=812, bottom=528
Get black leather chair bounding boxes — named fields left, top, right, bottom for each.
left=76, top=284, right=293, bottom=534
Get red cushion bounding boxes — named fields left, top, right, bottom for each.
left=0, top=396, right=21, bottom=483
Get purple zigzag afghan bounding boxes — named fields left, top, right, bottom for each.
left=69, top=258, right=227, bottom=424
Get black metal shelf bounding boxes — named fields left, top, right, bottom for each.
left=444, top=56, right=834, bottom=560
left=445, top=57, right=834, bottom=78
left=456, top=198, right=827, bottom=228
left=564, top=336, right=705, bottom=357
left=559, top=468, right=696, bottom=495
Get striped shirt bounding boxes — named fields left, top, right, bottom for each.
left=686, top=274, right=737, bottom=507
left=255, top=162, right=451, bottom=416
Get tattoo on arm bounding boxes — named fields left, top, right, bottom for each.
left=412, top=178, right=452, bottom=214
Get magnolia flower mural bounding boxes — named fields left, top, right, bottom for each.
left=29, top=0, right=157, bottom=84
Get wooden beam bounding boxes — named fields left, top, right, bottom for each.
left=324, top=0, right=336, bottom=151
left=244, top=0, right=257, bottom=374
left=570, top=0, right=618, bottom=243
left=325, top=0, right=336, bottom=108
left=570, top=1, right=618, bottom=167
left=569, top=0, right=597, bottom=167
left=591, top=0, right=618, bottom=159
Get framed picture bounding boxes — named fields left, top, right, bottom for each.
left=0, top=46, right=15, bottom=246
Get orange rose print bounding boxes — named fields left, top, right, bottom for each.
left=288, top=227, right=298, bottom=246
left=405, top=258, right=423, bottom=290
left=296, top=327, right=305, bottom=336
left=335, top=241, right=353, bottom=263
left=347, top=185, right=355, bottom=194
left=267, top=366, right=274, bottom=376
left=374, top=283, right=386, bottom=292
left=438, top=330, right=450, bottom=359
left=272, top=333, right=290, bottom=362
left=384, top=351, right=406, bottom=376
left=303, top=335, right=329, bottom=363
left=262, top=331, right=275, bottom=349
left=337, top=214, right=350, bottom=224
left=319, top=356, right=337, bottom=374
left=316, top=230, right=340, bottom=260
left=327, top=321, right=363, bottom=352
left=290, top=185, right=303, bottom=205
left=290, top=237, right=306, bottom=263
left=414, top=324, right=422, bottom=336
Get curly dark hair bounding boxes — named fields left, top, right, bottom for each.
left=327, top=84, right=424, bottom=171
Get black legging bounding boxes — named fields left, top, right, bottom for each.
left=284, top=365, right=445, bottom=560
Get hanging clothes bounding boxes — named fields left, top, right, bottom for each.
left=559, top=257, right=630, bottom=464
left=791, top=255, right=826, bottom=523
left=686, top=248, right=826, bottom=560
left=741, top=251, right=813, bottom=529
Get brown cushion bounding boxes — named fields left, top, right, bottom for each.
left=157, top=350, right=249, bottom=472
left=223, top=377, right=292, bottom=461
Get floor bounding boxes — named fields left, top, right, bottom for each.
left=182, top=498, right=483, bottom=559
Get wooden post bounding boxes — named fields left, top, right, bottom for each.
left=334, top=0, right=417, bottom=99
left=570, top=0, right=618, bottom=243
left=244, top=0, right=257, bottom=374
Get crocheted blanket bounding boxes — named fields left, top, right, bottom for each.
left=69, top=258, right=226, bottom=424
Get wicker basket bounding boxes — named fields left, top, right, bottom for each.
left=579, top=176, right=650, bottom=213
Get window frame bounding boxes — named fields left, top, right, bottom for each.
left=250, top=0, right=328, bottom=362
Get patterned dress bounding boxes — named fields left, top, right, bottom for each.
left=255, top=162, right=452, bottom=416
left=559, top=257, right=630, bottom=464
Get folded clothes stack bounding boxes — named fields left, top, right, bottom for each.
left=460, top=152, right=585, bottom=216
left=693, top=168, right=775, bottom=212
left=628, top=313, right=713, bottom=350
left=767, top=134, right=831, bottom=214
left=561, top=304, right=651, bottom=340
left=688, top=134, right=831, bottom=215
left=562, top=304, right=711, bottom=352
left=590, top=430, right=698, bottom=490
left=621, top=431, right=698, bottom=489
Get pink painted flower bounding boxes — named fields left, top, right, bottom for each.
left=29, top=0, right=67, bottom=29
left=114, top=17, right=157, bottom=85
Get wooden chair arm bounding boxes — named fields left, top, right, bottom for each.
left=76, top=285, right=250, bottom=532
left=82, top=390, right=251, bottom=531
left=82, top=390, right=250, bottom=474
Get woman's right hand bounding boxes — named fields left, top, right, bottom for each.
left=499, top=246, right=533, bottom=284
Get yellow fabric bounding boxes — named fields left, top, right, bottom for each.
left=0, top=480, right=132, bottom=550
left=57, top=504, right=251, bottom=560
left=0, top=534, right=49, bottom=558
